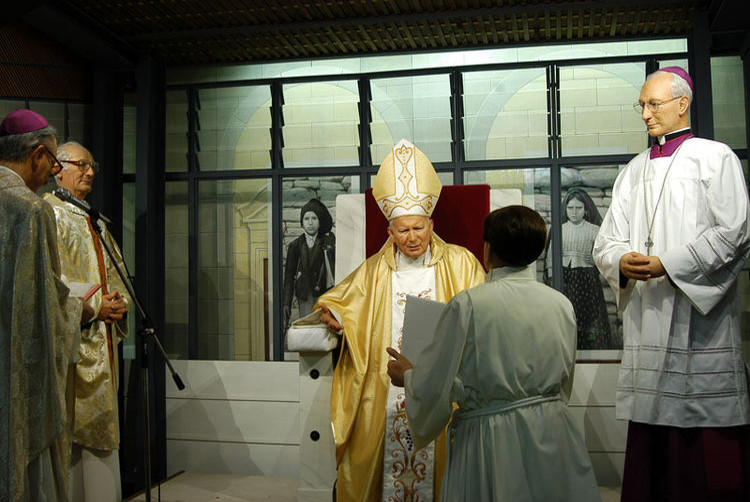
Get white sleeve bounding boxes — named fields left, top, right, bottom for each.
left=660, top=148, right=750, bottom=315
left=593, top=165, right=636, bottom=309
left=404, top=294, right=470, bottom=451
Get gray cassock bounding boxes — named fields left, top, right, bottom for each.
left=403, top=266, right=601, bottom=502
left=593, top=137, right=750, bottom=427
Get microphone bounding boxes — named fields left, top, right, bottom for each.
left=53, top=187, right=112, bottom=225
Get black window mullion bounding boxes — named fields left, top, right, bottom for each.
left=547, top=64, right=564, bottom=292
left=450, top=70, right=465, bottom=185
left=358, top=77, right=373, bottom=170
left=187, top=87, right=200, bottom=359
left=271, top=81, right=285, bottom=361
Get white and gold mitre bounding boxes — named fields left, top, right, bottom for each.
left=372, top=139, right=442, bottom=221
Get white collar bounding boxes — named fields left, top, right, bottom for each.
left=396, top=246, right=431, bottom=270
left=658, top=127, right=691, bottom=145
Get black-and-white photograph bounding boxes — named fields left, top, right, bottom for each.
left=546, top=187, right=621, bottom=353
left=281, top=176, right=358, bottom=330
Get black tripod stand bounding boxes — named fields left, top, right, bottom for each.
left=91, top=213, right=184, bottom=502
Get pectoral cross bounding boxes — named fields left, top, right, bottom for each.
left=645, top=236, right=653, bottom=254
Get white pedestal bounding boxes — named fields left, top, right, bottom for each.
left=297, top=352, right=337, bottom=502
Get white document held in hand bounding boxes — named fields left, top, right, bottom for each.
left=401, top=295, right=446, bottom=362
left=62, top=278, right=101, bottom=301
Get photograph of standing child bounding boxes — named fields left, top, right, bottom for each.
left=546, top=188, right=617, bottom=350
left=283, top=198, right=336, bottom=327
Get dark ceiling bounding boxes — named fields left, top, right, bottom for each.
left=7, top=0, right=750, bottom=70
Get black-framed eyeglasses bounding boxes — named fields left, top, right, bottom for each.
left=632, top=96, right=682, bottom=113
left=40, top=144, right=65, bottom=176
left=62, top=159, right=100, bottom=175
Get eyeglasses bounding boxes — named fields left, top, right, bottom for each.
left=40, top=144, right=65, bottom=176
left=61, top=159, right=100, bottom=175
left=633, top=96, right=682, bottom=113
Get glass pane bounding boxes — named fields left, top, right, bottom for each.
left=199, top=179, right=272, bottom=361
left=166, top=90, right=189, bottom=173
left=556, top=165, right=625, bottom=360
left=281, top=175, right=360, bottom=356
left=164, top=182, right=189, bottom=359
left=560, top=62, right=646, bottom=156
left=122, top=183, right=136, bottom=360
left=28, top=101, right=66, bottom=139
left=167, top=38, right=687, bottom=86
left=123, top=96, right=136, bottom=175
left=463, top=68, right=548, bottom=160
left=556, top=175, right=623, bottom=358
left=282, top=80, right=360, bottom=168
left=466, top=166, right=625, bottom=361
left=464, top=167, right=547, bottom=284
left=370, top=74, right=452, bottom=164
left=198, top=86, right=272, bottom=170
left=712, top=56, right=747, bottom=149
left=67, top=103, right=88, bottom=143
left=0, top=99, right=23, bottom=117
left=741, top=160, right=749, bottom=360
left=658, top=58, right=688, bottom=71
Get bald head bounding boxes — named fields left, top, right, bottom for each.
left=639, top=72, right=691, bottom=138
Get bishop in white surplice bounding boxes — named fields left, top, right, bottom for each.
left=593, top=66, right=750, bottom=501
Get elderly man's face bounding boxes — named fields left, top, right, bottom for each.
left=56, top=143, right=95, bottom=200
left=639, top=73, right=689, bottom=138
left=387, top=215, right=434, bottom=259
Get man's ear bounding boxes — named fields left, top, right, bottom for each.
left=678, top=96, right=690, bottom=116
left=29, top=144, right=46, bottom=170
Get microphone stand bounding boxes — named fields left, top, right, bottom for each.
left=89, top=211, right=184, bottom=502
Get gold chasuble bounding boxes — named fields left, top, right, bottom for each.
left=44, top=193, right=131, bottom=451
left=316, top=234, right=484, bottom=502
left=1, top=167, right=82, bottom=501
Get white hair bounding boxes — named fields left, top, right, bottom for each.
left=647, top=70, right=693, bottom=103
left=56, top=140, right=87, bottom=161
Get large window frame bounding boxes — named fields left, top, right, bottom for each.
left=129, top=48, right=748, bottom=362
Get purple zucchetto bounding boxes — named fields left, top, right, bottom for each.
left=0, top=109, right=50, bottom=137
left=658, top=66, right=694, bottom=92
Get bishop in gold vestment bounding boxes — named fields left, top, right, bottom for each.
left=1, top=109, right=84, bottom=502
left=316, top=140, right=485, bottom=502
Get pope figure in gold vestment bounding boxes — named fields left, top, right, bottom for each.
left=315, top=139, right=485, bottom=502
